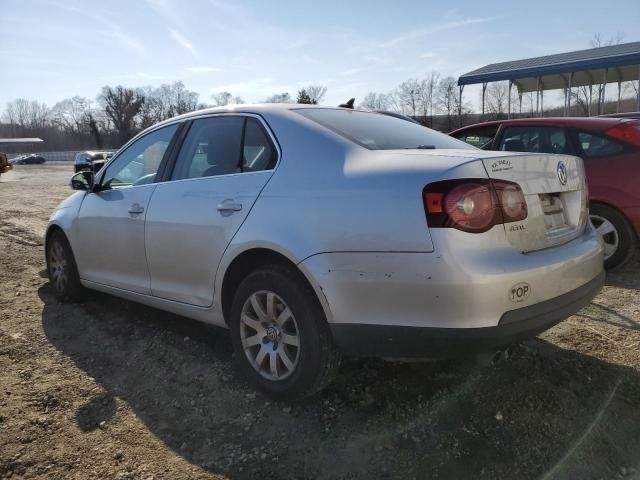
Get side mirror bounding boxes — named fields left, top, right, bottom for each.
left=70, top=171, right=95, bottom=191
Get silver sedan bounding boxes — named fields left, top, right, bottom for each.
left=46, top=105, right=604, bottom=398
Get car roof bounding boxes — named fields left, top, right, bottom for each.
left=154, top=104, right=356, bottom=125
left=449, top=116, right=633, bottom=135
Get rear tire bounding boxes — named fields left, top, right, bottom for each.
left=46, top=230, right=84, bottom=302
left=229, top=265, right=341, bottom=400
left=590, top=203, right=636, bottom=270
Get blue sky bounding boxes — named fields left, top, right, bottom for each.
left=1, top=0, right=639, bottom=111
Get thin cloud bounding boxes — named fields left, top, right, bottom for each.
left=340, top=68, right=363, bottom=77
left=381, top=17, right=493, bottom=48
left=169, top=29, right=199, bottom=59
left=188, top=66, right=221, bottom=73
left=113, top=31, right=146, bottom=56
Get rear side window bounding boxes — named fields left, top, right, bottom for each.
left=172, top=116, right=244, bottom=180
left=243, top=118, right=276, bottom=172
left=577, top=131, right=624, bottom=157
left=296, top=108, right=474, bottom=150
left=453, top=125, right=499, bottom=149
left=498, top=126, right=570, bottom=154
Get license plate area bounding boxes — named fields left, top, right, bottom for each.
left=539, top=193, right=569, bottom=233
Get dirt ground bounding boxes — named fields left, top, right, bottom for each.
left=1, top=163, right=639, bottom=480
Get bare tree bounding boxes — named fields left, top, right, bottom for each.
left=419, top=72, right=439, bottom=126
left=303, top=85, right=327, bottom=104
left=211, top=91, right=244, bottom=107
left=359, top=92, right=389, bottom=110
left=2, top=98, right=50, bottom=132
left=157, top=81, right=199, bottom=117
left=99, top=86, right=145, bottom=143
left=264, top=93, right=292, bottom=103
left=52, top=97, right=93, bottom=134
left=397, top=79, right=422, bottom=117
left=588, top=33, right=625, bottom=114
left=486, top=82, right=509, bottom=117
left=384, top=90, right=403, bottom=112
left=436, top=76, right=461, bottom=131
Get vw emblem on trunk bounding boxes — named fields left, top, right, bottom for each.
left=557, top=161, right=568, bottom=186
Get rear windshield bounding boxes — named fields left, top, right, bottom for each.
left=296, top=108, right=475, bottom=151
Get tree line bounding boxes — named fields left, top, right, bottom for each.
left=1, top=70, right=637, bottom=153
left=0, top=83, right=329, bottom=152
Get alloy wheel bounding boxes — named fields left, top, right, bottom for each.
left=591, top=214, right=619, bottom=261
left=49, top=241, right=68, bottom=293
left=240, top=290, right=300, bottom=381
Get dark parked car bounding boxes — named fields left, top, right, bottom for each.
left=450, top=117, right=640, bottom=269
left=9, top=154, right=46, bottom=165
left=74, top=151, right=113, bottom=173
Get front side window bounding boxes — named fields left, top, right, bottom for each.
left=498, top=126, right=569, bottom=154
left=101, top=124, right=178, bottom=188
left=296, top=108, right=474, bottom=150
left=577, top=131, right=625, bottom=157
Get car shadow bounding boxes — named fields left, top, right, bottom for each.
left=39, top=284, right=640, bottom=480
left=605, top=248, right=640, bottom=290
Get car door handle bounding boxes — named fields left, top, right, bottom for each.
left=128, top=203, right=145, bottom=215
left=217, top=201, right=242, bottom=214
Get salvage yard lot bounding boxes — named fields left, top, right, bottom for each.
left=1, top=163, right=640, bottom=480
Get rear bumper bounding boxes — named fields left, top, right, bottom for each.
left=330, top=270, right=604, bottom=358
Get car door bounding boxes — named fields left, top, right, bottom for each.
left=145, top=114, right=278, bottom=306
left=75, top=123, right=180, bottom=294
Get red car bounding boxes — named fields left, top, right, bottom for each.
left=450, top=117, right=640, bottom=269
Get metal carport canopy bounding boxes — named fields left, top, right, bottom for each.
left=458, top=42, right=640, bottom=92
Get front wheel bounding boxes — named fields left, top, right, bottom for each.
left=590, top=203, right=636, bottom=270
left=46, top=230, right=84, bottom=302
left=229, top=265, right=341, bottom=400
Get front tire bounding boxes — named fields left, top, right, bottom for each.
left=590, top=203, right=636, bottom=270
left=229, top=265, right=341, bottom=400
left=46, top=230, right=84, bottom=302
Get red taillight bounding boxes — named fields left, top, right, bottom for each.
left=444, top=183, right=496, bottom=231
left=423, top=179, right=527, bottom=233
left=604, top=121, right=640, bottom=147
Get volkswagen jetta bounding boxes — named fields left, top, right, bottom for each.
left=46, top=105, right=604, bottom=398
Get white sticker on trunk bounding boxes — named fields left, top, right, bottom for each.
left=509, top=282, right=531, bottom=302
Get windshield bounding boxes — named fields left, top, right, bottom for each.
left=296, top=108, right=476, bottom=150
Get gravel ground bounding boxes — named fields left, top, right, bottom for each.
left=1, top=163, right=639, bottom=480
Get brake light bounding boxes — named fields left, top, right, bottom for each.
left=423, top=179, right=527, bottom=233
left=604, top=121, right=640, bottom=147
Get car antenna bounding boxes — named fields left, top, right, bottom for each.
left=338, top=98, right=355, bottom=109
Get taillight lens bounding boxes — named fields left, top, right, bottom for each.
left=423, top=179, right=527, bottom=233
left=604, top=121, right=640, bottom=147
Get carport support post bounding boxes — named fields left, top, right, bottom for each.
left=567, top=72, right=573, bottom=116
left=507, top=81, right=512, bottom=119
left=617, top=81, right=622, bottom=113
left=518, top=92, right=523, bottom=115
left=637, top=65, right=640, bottom=111
left=458, top=85, right=464, bottom=127
left=600, top=68, right=608, bottom=115
left=535, top=77, right=540, bottom=114
left=481, top=82, right=487, bottom=118
left=588, top=85, right=593, bottom=117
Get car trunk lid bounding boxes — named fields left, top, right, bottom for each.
left=482, top=153, right=588, bottom=252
